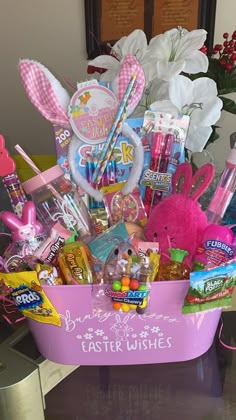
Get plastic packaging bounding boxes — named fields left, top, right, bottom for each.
left=58, top=241, right=94, bottom=285
left=0, top=201, right=47, bottom=271
left=103, top=182, right=147, bottom=226
left=94, top=243, right=155, bottom=314
left=140, top=111, right=190, bottom=206
left=1, top=271, right=61, bottom=325
left=156, top=248, right=190, bottom=281
left=36, top=263, right=63, bottom=286
left=194, top=224, right=235, bottom=268
left=206, top=143, right=236, bottom=223
left=34, top=222, right=73, bottom=264
left=182, top=261, right=236, bottom=313
left=22, top=165, right=95, bottom=242
left=2, top=173, right=27, bottom=217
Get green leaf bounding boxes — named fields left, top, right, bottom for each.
left=219, top=96, right=236, bottom=114
left=218, top=87, right=236, bottom=95
left=191, top=58, right=236, bottom=93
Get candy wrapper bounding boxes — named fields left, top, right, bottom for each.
left=93, top=243, right=153, bottom=315
left=36, top=263, right=63, bottom=286
left=90, top=207, right=109, bottom=235
left=88, top=221, right=129, bottom=264
left=2, top=234, right=46, bottom=272
left=58, top=241, right=95, bottom=285
left=34, top=222, right=73, bottom=264
left=182, top=261, right=236, bottom=314
left=1, top=271, right=61, bottom=326
left=102, top=182, right=147, bottom=227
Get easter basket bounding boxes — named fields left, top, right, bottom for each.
left=2, top=27, right=236, bottom=367
left=26, top=282, right=221, bottom=366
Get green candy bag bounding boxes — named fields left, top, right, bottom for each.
left=182, top=261, right=236, bottom=314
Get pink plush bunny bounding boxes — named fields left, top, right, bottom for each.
left=0, top=201, right=44, bottom=242
left=145, top=162, right=215, bottom=265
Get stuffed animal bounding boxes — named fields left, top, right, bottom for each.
left=145, top=162, right=215, bottom=265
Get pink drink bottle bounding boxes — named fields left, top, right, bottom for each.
left=206, top=144, right=236, bottom=224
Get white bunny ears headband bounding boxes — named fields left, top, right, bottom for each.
left=18, top=55, right=145, bottom=201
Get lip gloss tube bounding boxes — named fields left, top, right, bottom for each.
left=143, top=132, right=164, bottom=216
left=153, top=133, right=174, bottom=206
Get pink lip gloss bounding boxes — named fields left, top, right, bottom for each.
left=153, top=133, right=174, bottom=206
left=143, top=132, right=164, bottom=217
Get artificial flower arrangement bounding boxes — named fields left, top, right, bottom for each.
left=88, top=27, right=236, bottom=152
left=1, top=26, right=236, bottom=352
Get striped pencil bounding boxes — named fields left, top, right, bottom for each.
left=91, top=74, right=137, bottom=185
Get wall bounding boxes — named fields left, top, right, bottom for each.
left=0, top=0, right=235, bottom=167
left=208, top=0, right=236, bottom=172
left=0, top=0, right=88, bottom=155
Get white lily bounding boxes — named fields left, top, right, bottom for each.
left=88, top=29, right=155, bottom=84
left=148, top=27, right=209, bottom=81
left=150, top=75, right=223, bottom=152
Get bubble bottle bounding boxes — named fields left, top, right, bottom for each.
left=22, top=165, right=95, bottom=242
left=194, top=223, right=235, bottom=267
left=156, top=248, right=190, bottom=281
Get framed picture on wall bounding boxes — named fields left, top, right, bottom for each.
left=85, top=0, right=217, bottom=59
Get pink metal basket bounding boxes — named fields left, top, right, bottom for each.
left=28, top=280, right=221, bottom=365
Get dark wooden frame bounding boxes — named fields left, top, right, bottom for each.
left=85, top=0, right=217, bottom=59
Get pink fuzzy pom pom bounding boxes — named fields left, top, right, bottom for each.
left=145, top=194, right=208, bottom=264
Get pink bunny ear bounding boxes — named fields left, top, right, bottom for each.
left=18, top=59, right=70, bottom=127
left=113, top=54, right=145, bottom=116
left=172, top=162, right=215, bottom=201
left=0, top=211, right=24, bottom=232
left=22, top=201, right=44, bottom=234
left=172, top=163, right=193, bottom=195
left=189, top=163, right=215, bottom=201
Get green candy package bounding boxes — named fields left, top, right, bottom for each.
left=182, top=261, right=236, bottom=314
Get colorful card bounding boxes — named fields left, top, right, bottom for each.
left=88, top=221, right=129, bottom=264
left=69, top=80, right=118, bottom=145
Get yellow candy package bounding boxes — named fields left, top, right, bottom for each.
left=58, top=241, right=94, bottom=285
left=0, top=271, right=61, bottom=326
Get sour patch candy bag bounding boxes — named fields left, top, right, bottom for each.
left=182, top=261, right=236, bottom=314
left=1, top=271, right=61, bottom=326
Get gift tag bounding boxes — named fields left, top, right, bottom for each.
left=68, top=80, right=118, bottom=145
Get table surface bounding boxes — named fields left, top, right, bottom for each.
left=43, top=311, right=236, bottom=420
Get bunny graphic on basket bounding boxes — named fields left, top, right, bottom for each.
left=0, top=201, right=45, bottom=258
left=60, top=309, right=76, bottom=333
left=110, top=314, right=133, bottom=341
left=145, top=162, right=215, bottom=265
left=18, top=55, right=145, bottom=201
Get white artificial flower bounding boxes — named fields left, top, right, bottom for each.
left=88, top=29, right=155, bottom=84
left=148, top=27, right=209, bottom=81
left=150, top=75, right=223, bottom=152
